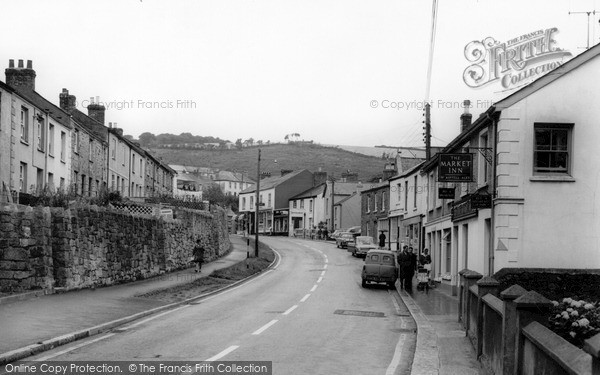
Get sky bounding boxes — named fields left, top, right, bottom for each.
left=1, top=0, right=598, bottom=147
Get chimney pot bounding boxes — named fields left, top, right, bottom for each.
left=62, top=88, right=68, bottom=94
left=26, top=60, right=32, bottom=69
left=18, top=59, right=23, bottom=68
left=460, top=99, right=473, bottom=132
left=6, top=58, right=36, bottom=90
left=9, top=59, right=14, bottom=68
left=96, top=96, right=99, bottom=104
left=90, top=97, right=94, bottom=104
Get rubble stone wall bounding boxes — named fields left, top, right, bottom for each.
left=0, top=203, right=231, bottom=293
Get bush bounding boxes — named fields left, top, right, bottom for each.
left=548, top=297, right=600, bottom=347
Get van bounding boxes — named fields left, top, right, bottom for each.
left=361, top=249, right=398, bottom=288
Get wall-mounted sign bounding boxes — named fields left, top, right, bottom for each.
left=438, top=154, right=473, bottom=182
left=438, top=187, right=455, bottom=199
left=471, top=193, right=492, bottom=209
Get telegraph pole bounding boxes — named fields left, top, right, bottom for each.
left=330, top=177, right=335, bottom=232
left=424, top=103, right=431, bottom=160
left=569, top=10, right=597, bottom=50
left=254, top=149, right=261, bottom=257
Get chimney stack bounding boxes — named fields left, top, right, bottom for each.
left=5, top=59, right=36, bottom=91
left=59, top=88, right=77, bottom=112
left=87, top=96, right=106, bottom=125
left=460, top=100, right=472, bottom=132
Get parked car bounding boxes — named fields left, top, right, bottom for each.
left=330, top=229, right=346, bottom=240
left=347, top=236, right=377, bottom=257
left=347, top=226, right=361, bottom=235
left=361, top=249, right=398, bottom=288
left=336, top=232, right=354, bottom=249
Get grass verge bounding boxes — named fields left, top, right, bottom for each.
left=136, top=242, right=275, bottom=303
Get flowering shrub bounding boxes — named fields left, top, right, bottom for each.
left=548, top=297, right=600, bottom=347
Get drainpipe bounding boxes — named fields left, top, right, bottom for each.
left=43, top=110, right=50, bottom=188
left=487, top=111, right=498, bottom=276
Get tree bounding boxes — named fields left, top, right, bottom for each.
left=202, top=183, right=239, bottom=211
left=257, top=140, right=263, bottom=146
left=235, top=138, right=243, bottom=149
left=139, top=132, right=156, bottom=146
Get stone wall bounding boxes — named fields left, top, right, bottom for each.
left=0, top=203, right=231, bottom=293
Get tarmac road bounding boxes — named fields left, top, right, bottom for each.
left=22, top=237, right=415, bottom=375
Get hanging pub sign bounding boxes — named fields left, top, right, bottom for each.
left=470, top=193, right=492, bottom=209
left=438, top=153, right=473, bottom=182
left=438, top=187, right=455, bottom=199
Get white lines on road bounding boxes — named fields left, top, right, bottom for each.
left=35, top=333, right=116, bottom=360
left=310, top=284, right=318, bottom=292
left=317, top=276, right=323, bottom=283
left=252, top=319, right=279, bottom=335
left=283, top=305, right=298, bottom=315
left=300, top=294, right=311, bottom=302
left=205, top=345, right=240, bottom=361
left=320, top=270, right=326, bottom=276
left=323, top=264, right=328, bottom=269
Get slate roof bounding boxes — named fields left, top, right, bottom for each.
left=291, top=183, right=326, bottom=199
left=11, top=87, right=72, bottom=129
left=240, top=169, right=310, bottom=193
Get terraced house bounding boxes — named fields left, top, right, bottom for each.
left=1, top=60, right=72, bottom=196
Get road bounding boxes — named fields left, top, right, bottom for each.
left=23, top=238, right=416, bottom=375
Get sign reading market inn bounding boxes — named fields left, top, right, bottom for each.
left=438, top=153, right=473, bottom=182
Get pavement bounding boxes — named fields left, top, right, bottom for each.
left=396, top=280, right=485, bottom=375
left=0, top=236, right=484, bottom=375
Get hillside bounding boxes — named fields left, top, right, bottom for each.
left=148, top=143, right=388, bottom=181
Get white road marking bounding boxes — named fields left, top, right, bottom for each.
left=205, top=345, right=239, bottom=361
left=121, top=305, right=190, bottom=330
left=252, top=319, right=278, bottom=335
left=300, top=294, right=311, bottom=302
left=323, top=264, right=328, bottom=269
left=320, top=270, right=326, bottom=276
left=283, top=305, right=298, bottom=315
left=35, top=333, right=116, bottom=360
left=317, top=276, right=323, bottom=283
left=386, top=334, right=408, bottom=375
left=310, top=285, right=318, bottom=292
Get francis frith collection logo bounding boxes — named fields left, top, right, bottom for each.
left=463, top=27, right=572, bottom=90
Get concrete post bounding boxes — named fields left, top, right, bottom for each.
left=514, top=291, right=553, bottom=375
left=583, top=333, right=600, bottom=375
left=476, top=276, right=501, bottom=357
left=500, top=284, right=527, bottom=375
left=463, top=270, right=483, bottom=333
left=458, top=268, right=469, bottom=324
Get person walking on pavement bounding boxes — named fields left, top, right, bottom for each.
left=408, top=247, right=418, bottom=289
left=397, top=245, right=412, bottom=291
left=378, top=231, right=386, bottom=249
left=193, top=239, right=205, bottom=273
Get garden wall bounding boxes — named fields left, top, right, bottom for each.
left=0, top=203, right=231, bottom=293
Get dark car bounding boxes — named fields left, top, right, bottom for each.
left=336, top=232, right=354, bottom=249
left=361, top=249, right=398, bottom=288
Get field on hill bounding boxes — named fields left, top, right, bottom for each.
left=149, top=143, right=387, bottom=181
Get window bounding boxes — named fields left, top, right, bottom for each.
left=250, top=196, right=254, bottom=208
left=36, top=168, right=43, bottom=191
left=37, top=117, right=44, bottom=151
left=534, top=123, right=572, bottom=175
left=293, top=200, right=297, bottom=209
left=404, top=181, right=408, bottom=210
left=300, top=200, right=304, bottom=209
left=367, top=195, right=371, bottom=212
left=381, top=192, right=386, bottom=211
left=60, top=132, right=66, bottom=162
left=111, top=174, right=115, bottom=189
left=139, top=158, right=143, bottom=175
left=122, top=144, right=126, bottom=166
left=47, top=173, right=54, bottom=190
left=89, top=140, right=94, bottom=162
left=397, top=183, right=402, bottom=200
left=374, top=194, right=378, bottom=211
left=59, top=177, right=65, bottom=191
left=268, top=193, right=272, bottom=207
left=132, top=154, right=136, bottom=174
left=111, top=139, right=117, bottom=159
left=48, top=125, right=55, bottom=156
left=19, top=163, right=27, bottom=192
left=242, top=197, right=246, bottom=210
left=413, top=175, right=418, bottom=208
left=74, top=130, right=80, bottom=154
left=309, top=199, right=313, bottom=212
left=20, top=107, right=29, bottom=143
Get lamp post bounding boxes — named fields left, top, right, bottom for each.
left=254, top=149, right=261, bottom=257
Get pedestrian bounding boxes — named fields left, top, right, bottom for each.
left=317, top=227, right=322, bottom=240
left=419, top=248, right=431, bottom=267
left=378, top=231, right=386, bottom=249
left=408, top=247, right=417, bottom=289
left=397, top=245, right=412, bottom=291
left=193, top=239, right=205, bottom=273
left=323, top=227, right=329, bottom=240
